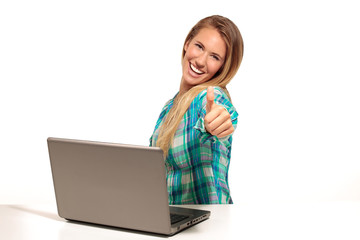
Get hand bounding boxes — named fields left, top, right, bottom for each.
left=204, top=86, right=234, bottom=138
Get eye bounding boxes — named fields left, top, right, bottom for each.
left=195, top=43, right=203, bottom=50
left=211, top=55, right=220, bottom=61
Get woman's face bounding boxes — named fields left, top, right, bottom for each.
left=181, top=27, right=226, bottom=91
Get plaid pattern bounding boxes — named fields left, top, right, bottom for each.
left=150, top=87, right=238, bottom=204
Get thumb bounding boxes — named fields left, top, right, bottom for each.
left=206, top=86, right=215, bottom=113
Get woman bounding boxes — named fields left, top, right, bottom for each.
left=150, top=15, right=244, bottom=204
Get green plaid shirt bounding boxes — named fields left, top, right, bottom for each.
left=150, top=87, right=238, bottom=204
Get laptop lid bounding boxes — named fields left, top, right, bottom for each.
left=47, top=137, right=210, bottom=235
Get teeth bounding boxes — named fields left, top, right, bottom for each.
left=190, top=63, right=204, bottom=74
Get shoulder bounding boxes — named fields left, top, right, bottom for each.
left=160, top=93, right=178, bottom=112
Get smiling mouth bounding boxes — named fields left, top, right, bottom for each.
left=190, top=63, right=205, bottom=75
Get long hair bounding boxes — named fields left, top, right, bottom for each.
left=156, top=15, right=244, bottom=156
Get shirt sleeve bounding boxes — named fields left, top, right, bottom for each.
left=193, top=87, right=238, bottom=143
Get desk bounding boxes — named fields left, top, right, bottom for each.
left=1, top=202, right=360, bottom=240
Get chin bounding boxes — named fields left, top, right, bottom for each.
left=184, top=78, right=206, bottom=88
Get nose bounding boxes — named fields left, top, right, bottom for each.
left=195, top=53, right=206, bottom=68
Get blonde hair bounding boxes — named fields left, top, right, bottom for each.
left=156, top=15, right=244, bottom=156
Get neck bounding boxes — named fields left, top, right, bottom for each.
left=179, top=77, right=191, bottom=97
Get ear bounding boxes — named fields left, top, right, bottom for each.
left=184, top=40, right=190, bottom=52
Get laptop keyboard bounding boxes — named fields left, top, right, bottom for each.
left=170, top=213, right=189, bottom=224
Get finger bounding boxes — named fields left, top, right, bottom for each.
left=210, top=117, right=233, bottom=136
left=205, top=109, right=227, bottom=131
left=217, top=126, right=235, bottom=139
left=205, top=107, right=229, bottom=131
left=206, top=86, right=215, bottom=113
left=204, top=106, right=222, bottom=126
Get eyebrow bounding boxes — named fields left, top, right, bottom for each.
left=195, top=40, right=224, bottom=61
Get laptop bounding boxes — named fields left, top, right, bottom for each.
left=47, top=137, right=210, bottom=236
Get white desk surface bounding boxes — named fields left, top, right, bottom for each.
left=1, top=201, right=360, bottom=240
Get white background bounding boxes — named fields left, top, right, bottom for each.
left=1, top=0, right=359, bottom=204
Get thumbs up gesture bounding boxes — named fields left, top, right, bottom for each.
left=204, top=86, right=234, bottom=138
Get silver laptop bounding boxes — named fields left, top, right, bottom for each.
left=47, top=137, right=210, bottom=236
